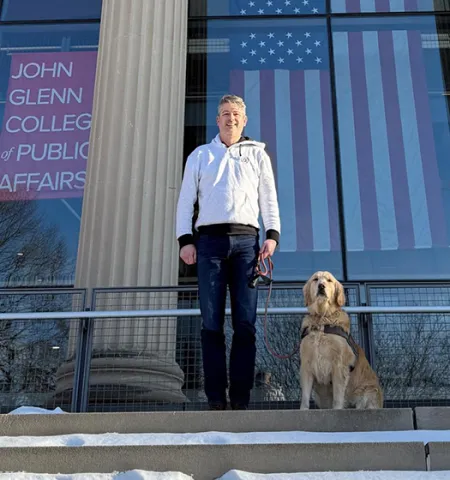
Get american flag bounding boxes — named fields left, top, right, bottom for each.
left=208, top=23, right=340, bottom=253
left=207, top=19, right=449, bottom=253
left=332, top=0, right=436, bottom=13
left=333, top=26, right=449, bottom=251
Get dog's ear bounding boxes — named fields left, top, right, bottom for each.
left=303, top=279, right=312, bottom=306
left=335, top=280, right=346, bottom=307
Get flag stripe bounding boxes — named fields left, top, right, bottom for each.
left=378, top=30, right=415, bottom=250
left=345, top=0, right=361, bottom=12
left=275, top=69, right=297, bottom=252
left=291, top=70, right=314, bottom=251
left=364, top=0, right=377, bottom=11
left=260, top=71, right=278, bottom=182
left=244, top=71, right=261, bottom=142
left=390, top=0, right=406, bottom=11
left=305, top=69, right=331, bottom=252
left=408, top=30, right=448, bottom=247
left=393, top=30, right=432, bottom=248
left=349, top=31, right=381, bottom=251
left=333, top=32, right=364, bottom=251
left=320, top=71, right=340, bottom=252
left=230, top=70, right=245, bottom=99
left=399, top=0, right=420, bottom=12
left=364, top=31, right=398, bottom=250
left=332, top=0, right=347, bottom=12
left=376, top=0, right=390, bottom=12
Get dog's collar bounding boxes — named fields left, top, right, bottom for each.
left=300, top=324, right=359, bottom=360
left=307, top=310, right=341, bottom=321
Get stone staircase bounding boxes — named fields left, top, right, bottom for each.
left=0, top=407, right=449, bottom=479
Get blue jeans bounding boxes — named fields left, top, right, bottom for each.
left=196, top=234, right=259, bottom=407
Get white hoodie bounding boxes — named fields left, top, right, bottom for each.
left=176, top=134, right=280, bottom=244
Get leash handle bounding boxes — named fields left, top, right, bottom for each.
left=256, top=256, right=274, bottom=285
left=248, top=255, right=273, bottom=288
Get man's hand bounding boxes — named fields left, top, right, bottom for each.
left=259, top=239, right=277, bottom=259
left=180, top=244, right=197, bottom=265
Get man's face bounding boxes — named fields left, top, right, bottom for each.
left=216, top=102, right=247, bottom=139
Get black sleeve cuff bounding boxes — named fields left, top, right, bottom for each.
left=266, top=229, right=280, bottom=245
left=178, top=234, right=194, bottom=249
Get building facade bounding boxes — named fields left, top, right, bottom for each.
left=0, top=0, right=449, bottom=411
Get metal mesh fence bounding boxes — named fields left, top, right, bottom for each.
left=367, top=284, right=450, bottom=408
left=0, top=289, right=85, bottom=413
left=87, top=288, right=187, bottom=411
left=1, top=283, right=449, bottom=413
left=87, top=285, right=360, bottom=411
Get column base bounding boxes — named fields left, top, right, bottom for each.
left=55, top=354, right=187, bottom=405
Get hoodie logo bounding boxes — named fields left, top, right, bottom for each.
left=240, top=156, right=250, bottom=164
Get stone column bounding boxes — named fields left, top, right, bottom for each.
left=55, top=0, right=188, bottom=404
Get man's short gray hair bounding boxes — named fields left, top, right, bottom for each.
left=217, top=94, right=246, bottom=114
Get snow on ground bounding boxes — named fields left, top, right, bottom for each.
left=0, top=429, right=449, bottom=448
left=8, top=407, right=65, bottom=415
left=1, top=471, right=450, bottom=480
left=220, top=472, right=450, bottom=480
left=0, top=473, right=192, bottom=480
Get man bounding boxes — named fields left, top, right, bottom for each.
left=176, top=94, right=280, bottom=410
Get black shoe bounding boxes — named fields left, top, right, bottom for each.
left=208, top=401, right=226, bottom=410
left=231, top=403, right=248, bottom=410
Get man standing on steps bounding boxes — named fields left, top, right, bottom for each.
left=176, top=94, right=281, bottom=411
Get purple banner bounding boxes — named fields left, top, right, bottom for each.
left=0, top=51, right=97, bottom=201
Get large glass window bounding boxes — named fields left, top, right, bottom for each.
left=190, top=0, right=327, bottom=17
left=332, top=15, right=450, bottom=279
left=0, top=24, right=99, bottom=287
left=184, top=17, right=343, bottom=281
left=1, top=0, right=102, bottom=21
left=332, top=0, right=450, bottom=13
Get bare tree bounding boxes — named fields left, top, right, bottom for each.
left=0, top=290, right=76, bottom=409
left=0, top=316, right=70, bottom=406
left=0, top=195, right=73, bottom=409
left=0, top=196, right=68, bottom=287
left=374, top=313, right=450, bottom=401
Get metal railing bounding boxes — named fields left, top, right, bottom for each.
left=0, top=283, right=449, bottom=413
left=2, top=305, right=450, bottom=320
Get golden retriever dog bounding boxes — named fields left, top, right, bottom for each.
left=299, top=271, right=383, bottom=410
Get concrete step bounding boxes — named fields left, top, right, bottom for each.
left=416, top=407, right=450, bottom=430
left=0, top=442, right=427, bottom=480
left=0, top=408, right=414, bottom=436
left=427, top=442, right=450, bottom=470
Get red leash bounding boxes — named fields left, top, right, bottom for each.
left=256, top=256, right=300, bottom=360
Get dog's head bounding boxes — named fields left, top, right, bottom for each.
left=303, top=271, right=345, bottom=313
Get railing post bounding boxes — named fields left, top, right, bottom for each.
left=70, top=307, right=94, bottom=413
